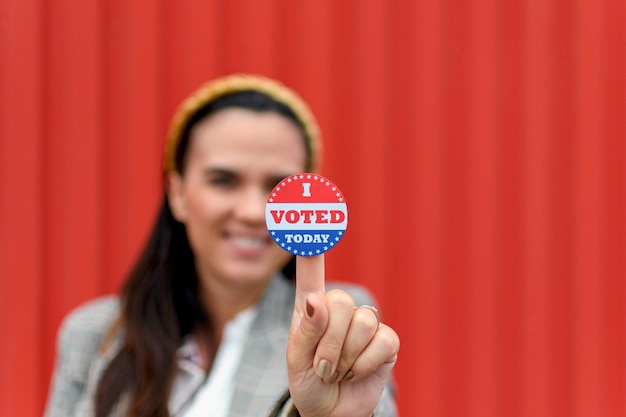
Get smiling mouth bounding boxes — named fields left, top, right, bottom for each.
left=229, top=235, right=268, bottom=251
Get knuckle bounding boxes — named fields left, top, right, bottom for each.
left=352, top=309, right=379, bottom=332
left=377, top=326, right=400, bottom=353
left=326, top=289, right=355, bottom=310
left=319, top=337, right=344, bottom=355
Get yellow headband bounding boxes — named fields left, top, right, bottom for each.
left=163, top=74, right=322, bottom=175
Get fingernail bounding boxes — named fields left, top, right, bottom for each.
left=324, top=371, right=339, bottom=384
left=343, top=370, right=354, bottom=382
left=306, top=299, right=315, bottom=318
left=316, top=359, right=331, bottom=379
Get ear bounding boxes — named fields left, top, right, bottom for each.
left=167, top=172, right=188, bottom=222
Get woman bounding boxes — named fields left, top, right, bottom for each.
left=45, top=74, right=400, bottom=417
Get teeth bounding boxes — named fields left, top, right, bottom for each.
left=232, top=236, right=264, bottom=249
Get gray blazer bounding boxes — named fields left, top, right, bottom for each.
left=44, top=276, right=397, bottom=417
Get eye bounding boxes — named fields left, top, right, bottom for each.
left=211, top=176, right=235, bottom=187
left=205, top=169, right=239, bottom=188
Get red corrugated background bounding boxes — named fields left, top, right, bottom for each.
left=0, top=1, right=624, bottom=416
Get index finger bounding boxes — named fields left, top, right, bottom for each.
left=296, top=254, right=326, bottom=302
left=290, top=254, right=325, bottom=335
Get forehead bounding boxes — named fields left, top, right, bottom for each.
left=186, top=108, right=307, bottom=171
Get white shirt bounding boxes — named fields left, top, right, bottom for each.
left=179, top=307, right=258, bottom=417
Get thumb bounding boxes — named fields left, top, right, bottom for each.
left=287, top=292, right=328, bottom=375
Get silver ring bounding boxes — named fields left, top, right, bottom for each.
left=356, top=305, right=380, bottom=325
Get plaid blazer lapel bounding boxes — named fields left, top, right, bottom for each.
left=228, top=275, right=296, bottom=417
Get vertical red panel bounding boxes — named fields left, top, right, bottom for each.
left=163, top=0, right=223, bottom=115
left=466, top=0, right=498, bottom=415
left=441, top=1, right=473, bottom=415
left=604, top=1, right=626, bottom=416
left=222, top=0, right=279, bottom=74
left=521, top=0, right=554, bottom=415
left=277, top=0, right=334, bottom=170
left=349, top=0, right=391, bottom=310
left=0, top=0, right=43, bottom=414
left=550, top=2, right=576, bottom=415
left=387, top=1, right=446, bottom=415
left=571, top=1, right=607, bottom=415
left=103, top=0, right=164, bottom=293
left=42, top=0, right=105, bottom=405
left=495, top=2, right=526, bottom=416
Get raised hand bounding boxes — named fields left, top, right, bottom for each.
left=287, top=255, right=400, bottom=417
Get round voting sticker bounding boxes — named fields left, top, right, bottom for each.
left=266, top=173, right=348, bottom=256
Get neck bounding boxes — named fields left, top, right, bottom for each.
left=200, top=277, right=268, bottom=339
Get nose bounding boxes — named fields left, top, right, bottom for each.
left=234, top=186, right=268, bottom=224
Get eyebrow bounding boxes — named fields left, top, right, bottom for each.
left=203, top=167, right=237, bottom=177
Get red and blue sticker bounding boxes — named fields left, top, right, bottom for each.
left=265, top=173, right=348, bottom=256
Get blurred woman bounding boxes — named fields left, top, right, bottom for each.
left=45, top=74, right=399, bottom=417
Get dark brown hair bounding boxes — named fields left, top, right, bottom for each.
left=95, top=91, right=308, bottom=416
